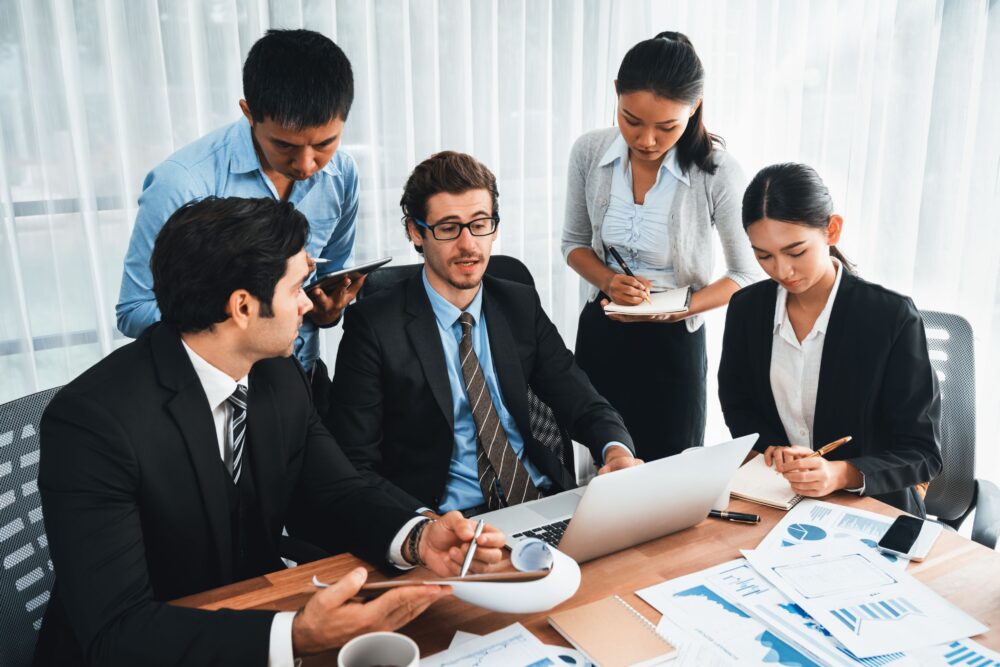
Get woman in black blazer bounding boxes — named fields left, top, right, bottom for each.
left=718, top=163, right=942, bottom=515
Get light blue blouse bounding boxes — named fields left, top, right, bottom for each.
left=599, top=134, right=690, bottom=290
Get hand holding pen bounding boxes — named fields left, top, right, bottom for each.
left=605, top=246, right=653, bottom=305
left=764, top=436, right=858, bottom=498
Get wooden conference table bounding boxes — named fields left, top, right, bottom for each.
left=175, top=495, right=1000, bottom=663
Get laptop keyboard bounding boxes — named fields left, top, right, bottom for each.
left=511, top=519, right=570, bottom=547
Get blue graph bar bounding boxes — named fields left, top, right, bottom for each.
left=942, top=641, right=995, bottom=666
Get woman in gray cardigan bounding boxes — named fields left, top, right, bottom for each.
left=562, top=32, right=759, bottom=461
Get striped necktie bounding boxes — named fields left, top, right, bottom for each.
left=227, top=384, right=248, bottom=484
left=458, top=312, right=540, bottom=510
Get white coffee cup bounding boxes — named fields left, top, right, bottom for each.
left=337, top=631, right=419, bottom=667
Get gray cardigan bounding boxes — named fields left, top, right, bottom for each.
left=561, top=127, right=762, bottom=332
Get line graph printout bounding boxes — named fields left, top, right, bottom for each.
left=420, top=623, right=555, bottom=667
left=756, top=500, right=907, bottom=571
left=742, top=542, right=987, bottom=658
left=636, top=563, right=823, bottom=666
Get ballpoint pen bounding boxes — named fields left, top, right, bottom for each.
left=459, top=519, right=485, bottom=578
left=709, top=509, right=760, bottom=524
left=806, top=435, right=853, bottom=459
left=605, top=245, right=652, bottom=305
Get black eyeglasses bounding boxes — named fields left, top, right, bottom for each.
left=412, top=216, right=499, bottom=241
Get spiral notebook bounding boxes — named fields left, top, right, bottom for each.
left=729, top=454, right=803, bottom=510
left=548, top=595, right=677, bottom=666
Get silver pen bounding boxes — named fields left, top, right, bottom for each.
left=459, top=519, right=485, bottom=578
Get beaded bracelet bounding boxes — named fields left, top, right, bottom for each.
left=405, top=518, right=432, bottom=567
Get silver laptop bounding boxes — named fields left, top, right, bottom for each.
left=476, top=434, right=758, bottom=563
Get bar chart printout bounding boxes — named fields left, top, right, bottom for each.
left=742, top=542, right=988, bottom=658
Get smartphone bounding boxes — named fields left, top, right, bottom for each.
left=876, top=515, right=941, bottom=561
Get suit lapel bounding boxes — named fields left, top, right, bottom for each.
left=152, top=325, right=233, bottom=583
left=404, top=274, right=455, bottom=431
left=481, top=283, right=531, bottom=441
left=755, top=282, right=787, bottom=441
left=813, top=271, right=856, bottom=443
left=245, top=372, right=283, bottom=558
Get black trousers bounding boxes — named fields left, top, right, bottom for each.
left=575, top=298, right=707, bottom=461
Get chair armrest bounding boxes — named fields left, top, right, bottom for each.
left=972, top=479, right=1000, bottom=550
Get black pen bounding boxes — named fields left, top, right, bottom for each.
left=709, top=509, right=760, bottom=524
left=605, top=246, right=652, bottom=304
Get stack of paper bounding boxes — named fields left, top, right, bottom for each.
left=634, top=518, right=993, bottom=665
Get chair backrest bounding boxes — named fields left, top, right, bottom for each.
left=358, top=255, right=572, bottom=474
left=920, top=311, right=977, bottom=523
left=0, top=387, right=60, bottom=667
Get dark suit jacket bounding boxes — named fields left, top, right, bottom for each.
left=329, top=273, right=633, bottom=511
left=718, top=272, right=943, bottom=516
left=35, top=324, right=417, bottom=666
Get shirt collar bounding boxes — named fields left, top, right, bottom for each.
left=181, top=339, right=250, bottom=412
left=230, top=116, right=341, bottom=178
left=597, top=133, right=689, bottom=186
left=421, top=268, right=484, bottom=331
left=773, top=258, right=844, bottom=336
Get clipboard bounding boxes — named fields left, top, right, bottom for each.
left=304, top=256, right=392, bottom=294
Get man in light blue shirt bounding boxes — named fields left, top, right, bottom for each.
left=330, top=152, right=642, bottom=516
left=117, top=29, right=363, bottom=381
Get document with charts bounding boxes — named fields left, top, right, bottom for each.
left=636, top=563, right=824, bottom=666
left=420, top=623, right=556, bottom=667
left=755, top=500, right=909, bottom=571
left=741, top=541, right=987, bottom=658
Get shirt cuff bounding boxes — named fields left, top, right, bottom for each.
left=387, top=516, right=427, bottom=570
left=601, top=442, right=630, bottom=464
left=845, top=472, right=867, bottom=495
left=268, top=611, right=298, bottom=667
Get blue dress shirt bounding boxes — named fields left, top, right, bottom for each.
left=115, top=117, right=359, bottom=372
left=599, top=134, right=689, bottom=290
left=421, top=271, right=554, bottom=511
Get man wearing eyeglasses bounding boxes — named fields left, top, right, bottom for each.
left=328, top=151, right=641, bottom=518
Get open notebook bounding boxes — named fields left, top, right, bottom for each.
left=603, top=286, right=691, bottom=316
left=548, top=595, right=677, bottom=667
left=729, top=454, right=803, bottom=510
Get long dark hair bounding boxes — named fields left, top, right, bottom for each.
left=616, top=31, right=723, bottom=174
left=742, top=163, right=855, bottom=272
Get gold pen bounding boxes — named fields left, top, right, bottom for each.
left=806, top=435, right=853, bottom=459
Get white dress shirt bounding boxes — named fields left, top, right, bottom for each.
left=768, top=260, right=864, bottom=493
left=180, top=342, right=421, bottom=666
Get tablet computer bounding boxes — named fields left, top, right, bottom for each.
left=304, top=256, right=392, bottom=294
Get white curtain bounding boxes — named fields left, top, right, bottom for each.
left=1, top=0, right=998, bottom=480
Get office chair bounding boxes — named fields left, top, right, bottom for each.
left=358, top=255, right=575, bottom=474
left=0, top=387, right=60, bottom=667
left=921, top=310, right=999, bottom=548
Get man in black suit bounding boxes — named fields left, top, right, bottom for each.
left=330, top=152, right=640, bottom=516
left=36, top=197, right=504, bottom=666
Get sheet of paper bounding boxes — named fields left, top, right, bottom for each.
left=444, top=542, right=580, bottom=613
left=756, top=499, right=908, bottom=571
left=742, top=541, right=988, bottom=658
left=654, top=615, right=736, bottom=667
left=420, top=623, right=556, bottom=667
left=636, top=564, right=824, bottom=665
